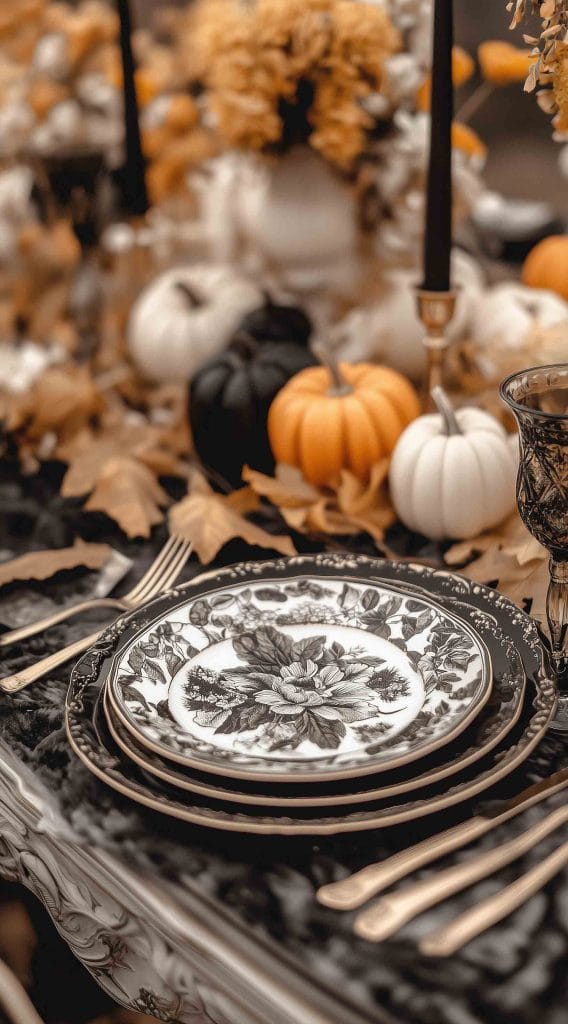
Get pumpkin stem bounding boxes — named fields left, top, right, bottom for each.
left=175, top=281, right=204, bottom=308
left=313, top=342, right=352, bottom=396
left=431, top=386, right=462, bottom=436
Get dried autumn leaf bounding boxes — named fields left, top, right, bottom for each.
left=224, top=486, right=261, bottom=516
left=0, top=539, right=112, bottom=589
left=59, top=421, right=186, bottom=497
left=243, top=464, right=321, bottom=508
left=334, top=461, right=396, bottom=540
left=7, top=364, right=101, bottom=442
left=445, top=513, right=539, bottom=566
left=445, top=511, right=548, bottom=621
left=84, top=457, right=169, bottom=538
left=169, top=472, right=295, bottom=564
left=244, top=461, right=395, bottom=544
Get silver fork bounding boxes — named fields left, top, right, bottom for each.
left=0, top=536, right=193, bottom=694
left=0, top=535, right=191, bottom=647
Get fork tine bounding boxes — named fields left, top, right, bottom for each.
left=125, top=535, right=179, bottom=602
left=145, top=541, right=193, bottom=597
left=133, top=537, right=189, bottom=603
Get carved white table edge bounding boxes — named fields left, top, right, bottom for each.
left=0, top=738, right=377, bottom=1024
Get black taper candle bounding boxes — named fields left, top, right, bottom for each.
left=422, top=0, right=453, bottom=292
left=116, top=0, right=149, bottom=216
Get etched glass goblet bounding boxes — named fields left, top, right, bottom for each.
left=501, top=364, right=568, bottom=730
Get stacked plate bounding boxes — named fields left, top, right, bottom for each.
left=65, top=554, right=557, bottom=835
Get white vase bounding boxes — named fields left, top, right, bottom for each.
left=237, top=146, right=359, bottom=293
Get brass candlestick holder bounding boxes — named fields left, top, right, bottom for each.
left=416, top=288, right=457, bottom=410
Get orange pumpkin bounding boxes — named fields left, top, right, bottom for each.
left=268, top=362, right=420, bottom=487
left=417, top=46, right=475, bottom=111
left=478, top=41, right=535, bottom=86
left=522, top=235, right=568, bottom=301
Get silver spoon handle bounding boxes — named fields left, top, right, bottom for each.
left=420, top=841, right=568, bottom=957
left=354, top=805, right=568, bottom=941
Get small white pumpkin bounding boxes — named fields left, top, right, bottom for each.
left=128, top=264, right=263, bottom=383
left=469, top=282, right=568, bottom=378
left=389, top=388, right=517, bottom=540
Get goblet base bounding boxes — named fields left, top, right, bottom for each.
left=550, top=694, right=568, bottom=733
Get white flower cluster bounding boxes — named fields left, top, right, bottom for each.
left=0, top=39, right=123, bottom=164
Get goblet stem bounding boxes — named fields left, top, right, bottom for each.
left=547, top=560, right=568, bottom=676
left=547, top=559, right=568, bottom=731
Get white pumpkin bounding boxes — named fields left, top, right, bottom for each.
left=389, top=389, right=517, bottom=540
left=128, top=264, right=263, bottom=383
left=331, top=249, right=484, bottom=381
left=470, top=282, right=568, bottom=378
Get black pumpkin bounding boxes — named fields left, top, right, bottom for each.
left=237, top=296, right=312, bottom=346
left=189, top=334, right=315, bottom=487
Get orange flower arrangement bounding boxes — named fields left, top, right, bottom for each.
left=186, top=0, right=401, bottom=169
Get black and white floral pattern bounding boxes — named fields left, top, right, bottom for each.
left=109, top=572, right=489, bottom=780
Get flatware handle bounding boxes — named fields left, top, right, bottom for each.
left=317, top=816, right=495, bottom=910
left=0, top=597, right=126, bottom=647
left=353, top=805, right=568, bottom=941
left=420, top=841, right=568, bottom=957
left=0, top=629, right=104, bottom=693
left=316, top=771, right=568, bottom=912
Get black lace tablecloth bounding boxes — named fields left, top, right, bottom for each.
left=0, top=465, right=567, bottom=1024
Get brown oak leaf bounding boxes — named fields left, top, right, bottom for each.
left=169, top=471, right=295, bottom=564
left=0, top=539, right=112, bottom=588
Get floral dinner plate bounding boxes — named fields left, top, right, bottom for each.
left=102, top=571, right=525, bottom=807
left=106, top=562, right=491, bottom=782
left=65, top=557, right=556, bottom=834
